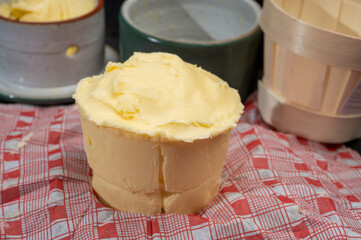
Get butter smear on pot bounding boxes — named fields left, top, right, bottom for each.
left=74, top=52, right=243, bottom=214
left=0, top=0, right=96, bottom=22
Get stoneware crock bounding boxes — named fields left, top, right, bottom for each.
left=0, top=0, right=105, bottom=104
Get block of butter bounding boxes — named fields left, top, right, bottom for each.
left=74, top=52, right=243, bottom=215
left=0, top=0, right=95, bottom=22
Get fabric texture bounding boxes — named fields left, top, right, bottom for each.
left=1, top=95, right=361, bottom=239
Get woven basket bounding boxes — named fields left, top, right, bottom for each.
left=258, top=0, right=361, bottom=143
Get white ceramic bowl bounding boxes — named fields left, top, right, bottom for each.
left=0, top=0, right=106, bottom=103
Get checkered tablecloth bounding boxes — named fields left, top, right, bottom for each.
left=1, top=95, right=361, bottom=240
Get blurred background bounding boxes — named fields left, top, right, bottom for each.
left=104, top=0, right=360, bottom=152
left=1, top=0, right=360, bottom=152
left=105, top=0, right=264, bottom=79
left=105, top=0, right=264, bottom=51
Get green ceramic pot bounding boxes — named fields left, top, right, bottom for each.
left=119, top=0, right=262, bottom=101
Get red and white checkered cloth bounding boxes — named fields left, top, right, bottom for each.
left=1, top=95, right=361, bottom=239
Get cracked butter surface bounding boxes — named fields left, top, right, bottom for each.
left=74, top=52, right=243, bottom=142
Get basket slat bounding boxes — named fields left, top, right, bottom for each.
left=263, top=36, right=274, bottom=88
left=283, top=52, right=326, bottom=111
left=265, top=36, right=361, bottom=115
left=282, top=0, right=304, bottom=17
left=320, top=67, right=350, bottom=115
left=338, top=0, right=361, bottom=37
left=301, top=0, right=342, bottom=31
left=337, top=71, right=361, bottom=113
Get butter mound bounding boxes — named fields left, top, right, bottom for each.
left=0, top=0, right=96, bottom=22
left=79, top=113, right=230, bottom=214
left=75, top=52, right=243, bottom=215
left=75, top=52, right=243, bottom=142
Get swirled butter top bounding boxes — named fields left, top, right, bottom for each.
left=74, top=52, right=243, bottom=142
left=0, top=0, right=95, bottom=22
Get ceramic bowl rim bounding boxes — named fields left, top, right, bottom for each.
left=120, top=0, right=262, bottom=47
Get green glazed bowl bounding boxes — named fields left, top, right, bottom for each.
left=119, top=0, right=262, bottom=101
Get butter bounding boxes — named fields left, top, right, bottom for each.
left=0, top=0, right=96, bottom=22
left=75, top=52, right=243, bottom=142
left=80, top=113, right=160, bottom=193
left=163, top=174, right=221, bottom=214
left=93, top=171, right=221, bottom=215
left=66, top=45, right=78, bottom=57
left=75, top=52, right=243, bottom=214
left=92, top=174, right=162, bottom=215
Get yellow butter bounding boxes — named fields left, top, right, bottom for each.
left=79, top=112, right=231, bottom=214
left=74, top=52, right=243, bottom=142
left=0, top=0, right=96, bottom=22
left=75, top=52, right=243, bottom=214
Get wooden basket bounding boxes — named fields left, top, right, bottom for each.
left=258, top=0, right=361, bottom=143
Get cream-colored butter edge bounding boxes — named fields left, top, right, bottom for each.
left=92, top=173, right=222, bottom=215
left=161, top=130, right=230, bottom=193
left=79, top=108, right=160, bottom=193
left=79, top=105, right=231, bottom=193
left=163, top=174, right=221, bottom=215
left=80, top=102, right=228, bottom=214
left=92, top=174, right=162, bottom=215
